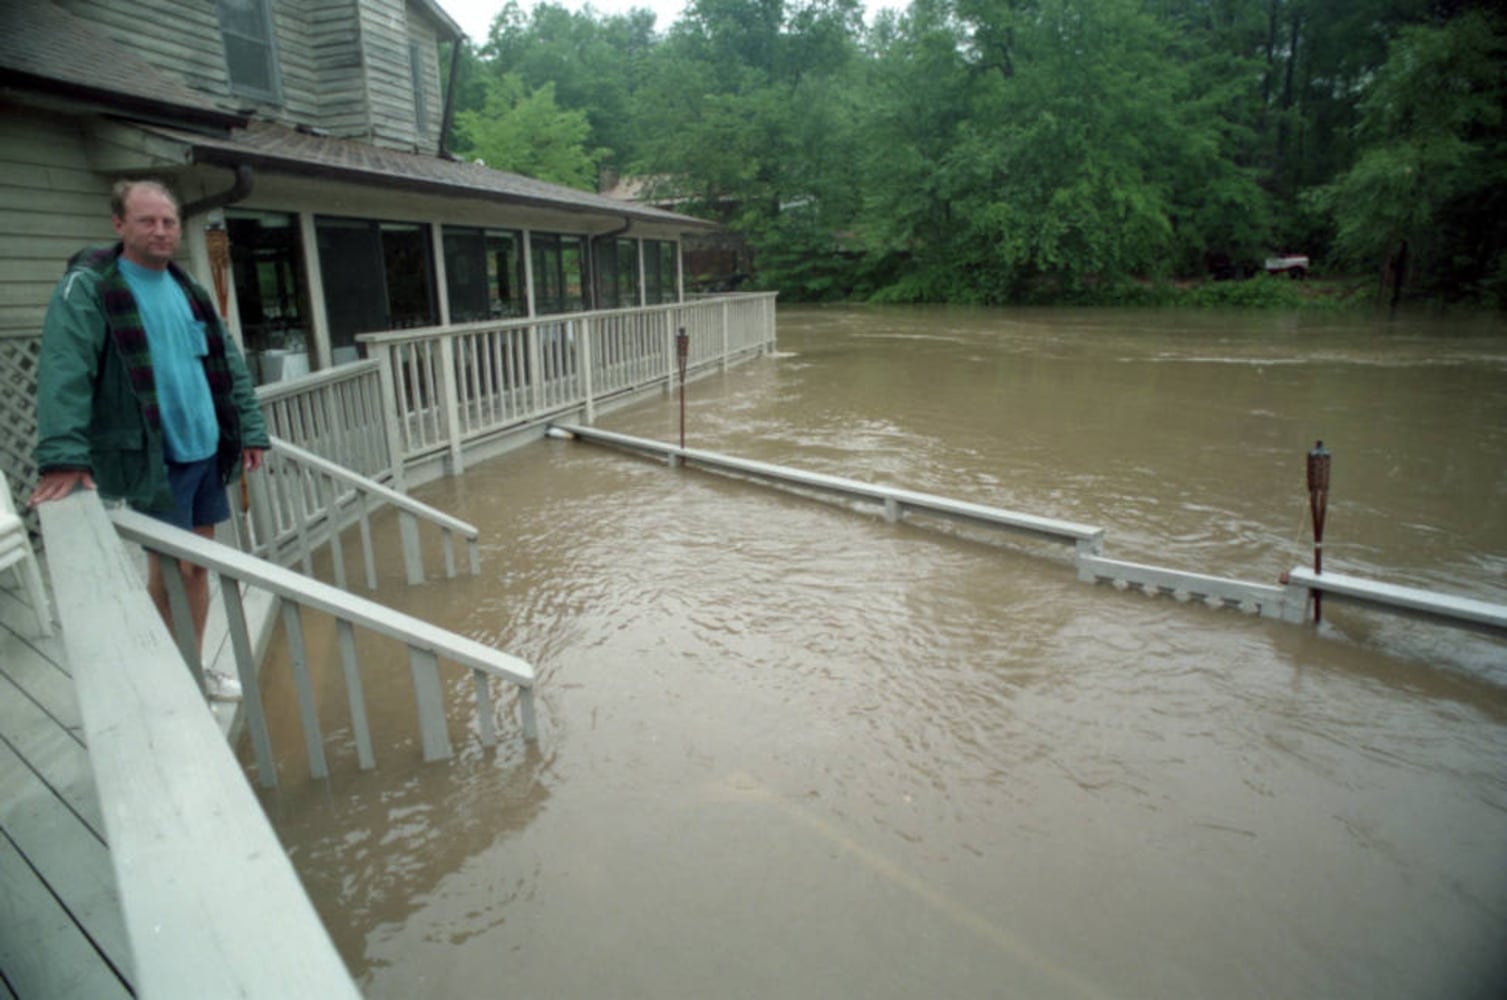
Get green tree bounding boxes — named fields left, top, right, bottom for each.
left=481, top=2, right=662, bottom=175
left=451, top=73, right=605, bottom=189
left=1315, top=10, right=1507, bottom=303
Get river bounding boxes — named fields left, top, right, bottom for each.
left=253, top=305, right=1507, bottom=999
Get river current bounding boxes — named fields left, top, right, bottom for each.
left=253, top=305, right=1507, bottom=998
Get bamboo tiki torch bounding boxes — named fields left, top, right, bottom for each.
left=205, top=223, right=251, bottom=516
left=676, top=326, right=689, bottom=449
left=1306, top=440, right=1331, bottom=624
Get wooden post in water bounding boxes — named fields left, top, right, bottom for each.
left=677, top=325, right=689, bottom=449
left=1306, top=440, right=1331, bottom=623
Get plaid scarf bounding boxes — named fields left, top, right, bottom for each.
left=71, top=243, right=239, bottom=440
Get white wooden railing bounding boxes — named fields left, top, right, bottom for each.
left=105, top=506, right=537, bottom=790
left=36, top=492, right=361, bottom=997
left=244, top=435, right=480, bottom=588
left=359, top=293, right=777, bottom=477
left=256, top=361, right=390, bottom=479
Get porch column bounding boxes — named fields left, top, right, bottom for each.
left=298, top=213, right=333, bottom=372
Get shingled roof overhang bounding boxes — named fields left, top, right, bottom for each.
left=137, top=120, right=719, bottom=233
left=0, top=0, right=246, bottom=131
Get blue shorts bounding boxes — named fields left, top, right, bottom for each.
left=150, top=456, right=230, bottom=531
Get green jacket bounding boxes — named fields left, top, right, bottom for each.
left=34, top=243, right=271, bottom=512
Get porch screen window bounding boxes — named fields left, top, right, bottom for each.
left=316, top=217, right=438, bottom=364
left=643, top=240, right=678, bottom=304
left=226, top=210, right=309, bottom=386
left=216, top=0, right=281, bottom=101
left=442, top=226, right=525, bottom=322
left=531, top=233, right=587, bottom=315
left=614, top=238, right=641, bottom=308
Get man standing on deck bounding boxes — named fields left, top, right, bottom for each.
left=28, top=179, right=269, bottom=700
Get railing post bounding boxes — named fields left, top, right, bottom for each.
left=247, top=464, right=277, bottom=559
left=721, top=299, right=730, bottom=371
left=373, top=345, right=407, bottom=489
left=219, top=574, right=277, bottom=788
left=399, top=510, right=425, bottom=585
left=528, top=321, right=544, bottom=416
left=580, top=317, right=596, bottom=424
left=408, top=646, right=453, bottom=762
left=438, top=334, right=464, bottom=476
left=665, top=311, right=676, bottom=393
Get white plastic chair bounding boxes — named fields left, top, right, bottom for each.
left=0, top=469, right=52, bottom=636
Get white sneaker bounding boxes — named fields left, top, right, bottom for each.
left=205, top=668, right=243, bottom=701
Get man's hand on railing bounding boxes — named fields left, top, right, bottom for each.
left=28, top=468, right=96, bottom=506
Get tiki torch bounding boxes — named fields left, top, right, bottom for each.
left=1306, top=440, right=1331, bottom=623
left=206, top=221, right=252, bottom=517
left=676, top=326, right=689, bottom=449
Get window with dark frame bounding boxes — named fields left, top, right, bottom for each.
left=640, top=240, right=679, bottom=304
left=442, top=226, right=525, bottom=322
left=226, top=209, right=309, bottom=385
left=315, top=216, right=438, bottom=365
left=216, top=0, right=282, bottom=102
left=531, top=233, right=587, bottom=315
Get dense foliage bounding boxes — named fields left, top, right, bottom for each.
left=448, top=0, right=1507, bottom=306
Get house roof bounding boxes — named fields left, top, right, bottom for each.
left=419, top=0, right=465, bottom=40
left=0, top=0, right=245, bottom=129
left=137, top=119, right=720, bottom=232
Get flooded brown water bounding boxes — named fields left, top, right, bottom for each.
left=253, top=305, right=1507, bottom=999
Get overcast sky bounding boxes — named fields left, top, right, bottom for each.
left=439, top=0, right=900, bottom=42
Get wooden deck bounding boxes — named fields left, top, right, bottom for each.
left=0, top=572, right=133, bottom=998
left=0, top=539, right=281, bottom=999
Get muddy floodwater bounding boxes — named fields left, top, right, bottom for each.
left=252, top=305, right=1507, bottom=999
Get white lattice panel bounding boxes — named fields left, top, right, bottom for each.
left=0, top=332, right=42, bottom=540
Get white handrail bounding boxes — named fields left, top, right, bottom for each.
left=250, top=435, right=481, bottom=586
left=37, top=491, right=361, bottom=997
left=553, top=423, right=1106, bottom=554
left=110, top=506, right=537, bottom=788
left=359, top=292, right=778, bottom=470
left=268, top=435, right=474, bottom=535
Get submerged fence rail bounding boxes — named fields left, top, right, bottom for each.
left=553, top=425, right=1507, bottom=640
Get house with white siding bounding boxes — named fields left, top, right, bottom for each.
left=0, top=0, right=721, bottom=491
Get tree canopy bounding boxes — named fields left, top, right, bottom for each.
left=445, top=0, right=1507, bottom=307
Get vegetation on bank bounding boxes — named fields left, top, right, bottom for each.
left=449, top=1, right=1507, bottom=310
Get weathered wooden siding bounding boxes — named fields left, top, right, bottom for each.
left=410, top=10, right=445, bottom=153
left=0, top=106, right=112, bottom=337
left=55, top=0, right=236, bottom=110
left=48, top=0, right=440, bottom=150
left=266, top=1, right=321, bottom=123
left=354, top=0, right=447, bottom=151
left=310, top=0, right=372, bottom=139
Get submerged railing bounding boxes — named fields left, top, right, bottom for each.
left=36, top=491, right=361, bottom=996
left=108, top=507, right=537, bottom=789
left=555, top=425, right=1507, bottom=639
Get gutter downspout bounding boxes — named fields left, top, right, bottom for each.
left=181, top=163, right=255, bottom=218
left=588, top=215, right=633, bottom=310
left=438, top=40, right=462, bottom=159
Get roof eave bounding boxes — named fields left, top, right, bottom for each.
left=187, top=143, right=721, bottom=233
left=0, top=69, right=248, bottom=131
